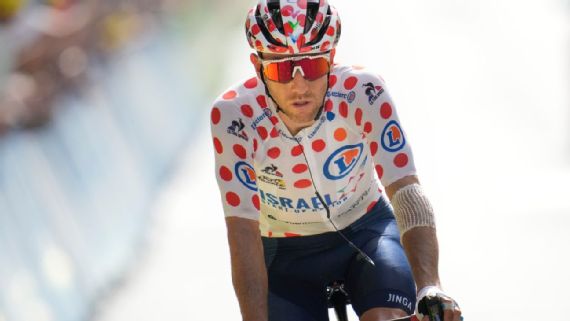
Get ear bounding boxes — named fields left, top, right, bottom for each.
left=250, top=53, right=262, bottom=78
left=329, top=49, right=336, bottom=65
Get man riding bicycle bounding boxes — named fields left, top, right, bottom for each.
left=210, top=1, right=463, bottom=320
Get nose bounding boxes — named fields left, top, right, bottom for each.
left=290, top=71, right=309, bottom=94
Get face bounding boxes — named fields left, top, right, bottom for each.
left=252, top=52, right=331, bottom=124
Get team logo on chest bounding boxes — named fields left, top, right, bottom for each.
left=258, top=164, right=286, bottom=190
left=381, top=120, right=406, bottom=152
left=235, top=162, right=257, bottom=191
left=324, top=143, right=364, bottom=180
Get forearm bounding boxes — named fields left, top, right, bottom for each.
left=401, top=226, right=441, bottom=291
left=226, top=217, right=268, bottom=321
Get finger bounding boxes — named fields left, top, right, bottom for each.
left=443, top=308, right=454, bottom=321
left=452, top=309, right=462, bottom=321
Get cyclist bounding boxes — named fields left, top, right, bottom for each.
left=210, top=1, right=462, bottom=320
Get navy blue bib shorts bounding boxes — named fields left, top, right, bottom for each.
left=262, top=198, right=416, bottom=321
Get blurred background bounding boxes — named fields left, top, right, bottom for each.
left=0, top=1, right=568, bottom=321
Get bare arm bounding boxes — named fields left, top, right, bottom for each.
left=226, top=216, right=268, bottom=321
left=386, top=175, right=441, bottom=291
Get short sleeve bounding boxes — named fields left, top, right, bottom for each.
left=210, top=97, right=260, bottom=221
left=356, top=73, right=417, bottom=187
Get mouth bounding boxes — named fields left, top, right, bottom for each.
left=292, top=100, right=311, bottom=108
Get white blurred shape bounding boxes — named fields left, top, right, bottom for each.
left=6, top=270, right=55, bottom=321
left=42, top=243, right=75, bottom=291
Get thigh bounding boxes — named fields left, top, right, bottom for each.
left=264, top=240, right=333, bottom=321
left=345, top=219, right=416, bottom=317
left=268, top=282, right=329, bottom=321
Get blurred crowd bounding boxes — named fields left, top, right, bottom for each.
left=0, top=0, right=187, bottom=136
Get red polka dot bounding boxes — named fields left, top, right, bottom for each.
left=251, top=24, right=260, bottom=35
left=252, top=195, right=260, bottom=210
left=312, top=139, right=326, bottom=152
left=267, top=147, right=281, bottom=159
left=281, top=5, right=294, bottom=17
left=292, top=164, right=308, bottom=174
left=294, top=179, right=312, bottom=188
left=326, top=26, right=335, bottom=36
left=329, top=75, right=337, bottom=88
left=325, top=99, right=333, bottom=111
left=213, top=137, right=223, bottom=154
left=355, top=108, right=363, bottom=126
left=256, top=95, right=267, bottom=108
left=211, top=108, right=221, bottom=125
left=370, top=142, right=378, bottom=156
left=375, top=165, right=384, bottom=179
left=226, top=192, right=241, bottom=207
left=284, top=232, right=302, bottom=238
left=220, top=166, right=232, bottom=181
left=339, top=101, right=348, bottom=118
left=364, top=122, right=373, bottom=134
left=244, top=77, right=258, bottom=89
left=257, top=126, right=268, bottom=140
left=344, top=76, right=358, bottom=90
left=380, top=103, right=393, bottom=119
left=297, top=0, right=307, bottom=9
left=241, top=105, right=253, bottom=118
left=233, top=144, right=247, bottom=159
left=394, top=153, right=409, bottom=168
left=291, top=145, right=304, bottom=156
left=223, top=90, right=237, bottom=100
left=297, top=14, right=306, bottom=27
left=253, top=139, right=258, bottom=152
left=270, top=127, right=279, bottom=138
left=367, top=201, right=378, bottom=213
left=270, top=116, right=279, bottom=125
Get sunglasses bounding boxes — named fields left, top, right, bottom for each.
left=261, top=54, right=331, bottom=83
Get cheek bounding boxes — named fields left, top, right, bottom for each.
left=267, top=82, right=286, bottom=101
left=312, top=77, right=329, bottom=96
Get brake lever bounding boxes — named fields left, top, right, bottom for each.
left=417, top=295, right=444, bottom=321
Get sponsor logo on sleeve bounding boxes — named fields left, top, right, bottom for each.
left=235, top=161, right=257, bottom=191
left=227, top=118, right=249, bottom=141
left=381, top=120, right=406, bottom=152
left=362, top=82, right=385, bottom=105
left=324, top=143, right=364, bottom=180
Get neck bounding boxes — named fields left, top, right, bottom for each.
left=278, top=110, right=316, bottom=136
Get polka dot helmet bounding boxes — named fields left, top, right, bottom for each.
left=245, top=0, right=341, bottom=55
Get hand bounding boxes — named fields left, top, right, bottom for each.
left=416, top=286, right=462, bottom=321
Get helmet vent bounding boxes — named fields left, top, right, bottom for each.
left=267, top=0, right=286, bottom=35
left=303, top=2, right=320, bottom=34
left=255, top=5, right=287, bottom=47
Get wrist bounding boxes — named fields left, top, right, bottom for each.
left=417, top=285, right=444, bottom=298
